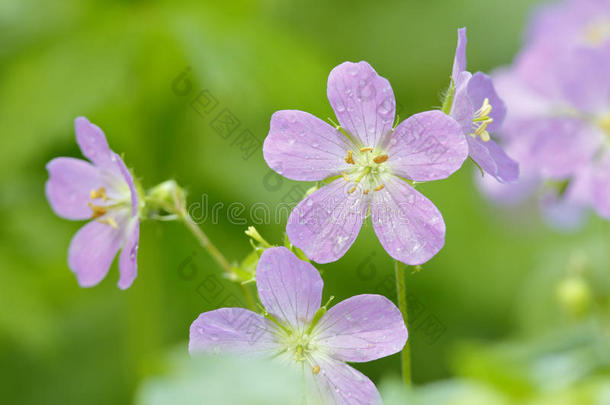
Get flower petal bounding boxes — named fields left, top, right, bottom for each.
left=74, top=117, right=116, bottom=171
left=476, top=167, right=539, bottom=206
left=450, top=71, right=475, bottom=133
left=386, top=110, right=468, bottom=181
left=371, top=176, right=445, bottom=265
left=515, top=118, right=600, bottom=179
left=557, top=44, right=610, bottom=113
left=189, top=308, right=280, bottom=355
left=313, top=294, right=407, bottom=362
left=467, top=72, right=506, bottom=133
left=591, top=154, right=610, bottom=219
left=113, top=152, right=138, bottom=216
left=45, top=157, right=102, bottom=220
left=286, top=179, right=369, bottom=263
left=306, top=357, right=381, bottom=405
left=68, top=217, right=126, bottom=287
left=263, top=110, right=353, bottom=181
left=451, top=27, right=467, bottom=83
left=255, top=247, right=323, bottom=331
left=327, top=61, right=396, bottom=148
left=118, top=218, right=139, bottom=289
left=467, top=137, right=519, bottom=183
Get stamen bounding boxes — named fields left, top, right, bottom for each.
left=598, top=114, right=610, bottom=135
left=348, top=185, right=357, bottom=194
left=373, top=154, right=388, bottom=164
left=373, top=184, right=385, bottom=192
left=345, top=150, right=355, bottom=164
left=363, top=189, right=369, bottom=195
left=472, top=98, right=493, bottom=142
left=360, top=146, right=373, bottom=153
left=97, top=217, right=118, bottom=229
left=341, top=172, right=350, bottom=182
left=479, top=98, right=492, bottom=117
left=87, top=203, right=107, bottom=219
left=89, top=187, right=108, bottom=202
left=312, top=365, right=321, bottom=375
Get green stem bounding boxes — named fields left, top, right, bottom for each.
left=394, top=260, right=412, bottom=387
left=181, top=213, right=256, bottom=310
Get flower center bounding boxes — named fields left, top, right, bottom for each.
left=342, top=147, right=389, bottom=194
left=584, top=19, right=610, bottom=46
left=471, top=98, right=493, bottom=142
left=87, top=186, right=130, bottom=228
left=278, top=328, right=321, bottom=367
left=598, top=113, right=610, bottom=138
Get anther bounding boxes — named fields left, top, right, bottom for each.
left=348, top=185, right=357, bottom=194
left=90, top=187, right=108, bottom=202
left=363, top=189, right=369, bottom=195
left=97, top=217, right=118, bottom=229
left=373, top=184, right=385, bottom=192
left=312, top=365, right=321, bottom=375
left=87, top=203, right=107, bottom=219
left=373, top=154, right=388, bottom=164
left=345, top=151, right=355, bottom=164
left=360, top=147, right=373, bottom=153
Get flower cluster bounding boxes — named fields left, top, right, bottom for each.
left=264, top=30, right=515, bottom=266
left=479, top=0, right=610, bottom=228
left=45, top=27, right=514, bottom=405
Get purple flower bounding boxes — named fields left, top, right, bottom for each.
left=448, top=28, right=519, bottom=184
left=189, top=247, right=407, bottom=405
left=46, top=117, right=140, bottom=289
left=263, top=61, right=468, bottom=265
left=482, top=0, right=610, bottom=225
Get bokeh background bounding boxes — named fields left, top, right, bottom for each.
left=1, top=0, right=608, bottom=404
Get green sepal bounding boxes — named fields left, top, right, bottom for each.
left=441, top=78, right=455, bottom=115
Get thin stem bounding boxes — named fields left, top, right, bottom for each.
left=181, top=213, right=256, bottom=310
left=394, top=260, right=412, bottom=387
left=182, top=213, right=231, bottom=273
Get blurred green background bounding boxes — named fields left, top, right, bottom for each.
left=1, top=0, right=608, bottom=403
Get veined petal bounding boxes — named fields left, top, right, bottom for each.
left=74, top=117, right=117, bottom=171
left=286, top=179, right=369, bottom=263
left=467, top=137, right=519, bottom=183
left=263, top=110, right=353, bottom=181
left=118, top=218, right=139, bottom=290
left=68, top=215, right=128, bottom=287
left=386, top=111, right=468, bottom=181
left=45, top=157, right=103, bottom=220
left=256, top=247, right=323, bottom=331
left=313, top=294, right=407, bottom=363
left=371, top=176, right=445, bottom=265
left=305, top=356, right=381, bottom=405
left=450, top=71, right=475, bottom=133
left=451, top=27, right=468, bottom=83
left=327, top=61, right=396, bottom=148
left=189, top=308, right=280, bottom=355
